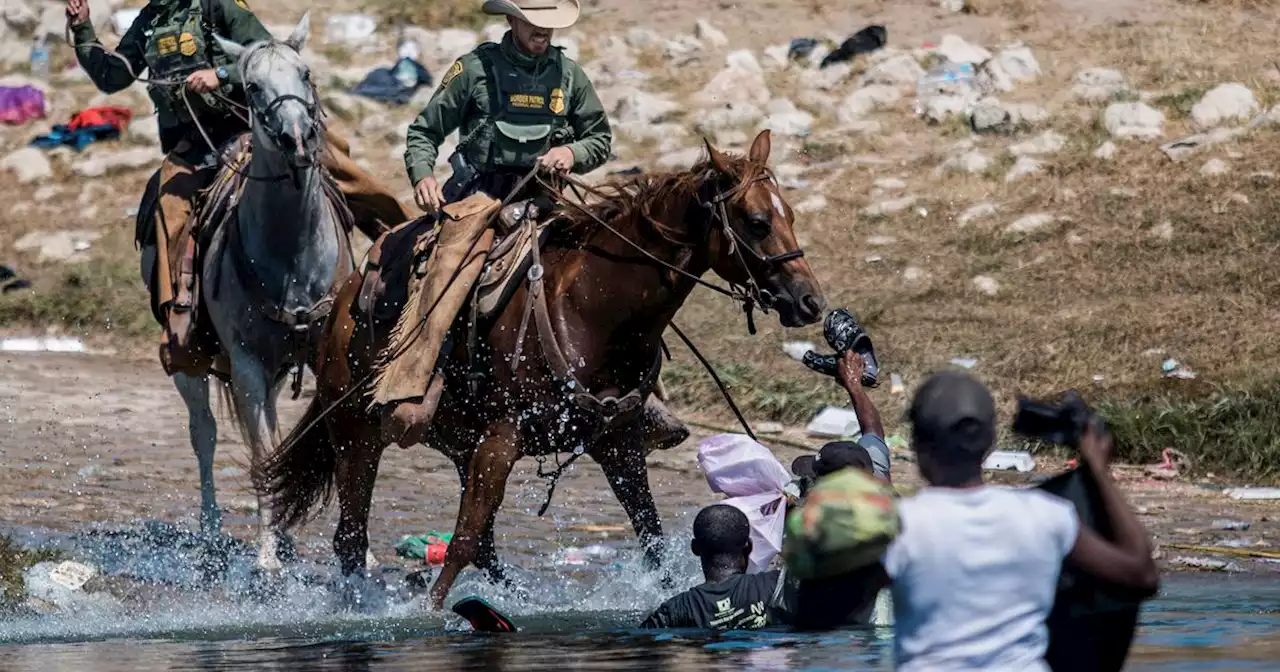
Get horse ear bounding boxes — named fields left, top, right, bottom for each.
left=285, top=11, right=311, bottom=51
left=214, top=34, right=246, bottom=61
left=748, top=129, right=772, bottom=163
left=703, top=136, right=732, bottom=174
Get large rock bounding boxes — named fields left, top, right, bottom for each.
left=758, top=98, right=813, bottom=137
left=938, top=150, right=991, bottom=175
left=837, top=85, right=902, bottom=123
left=1, top=146, right=52, bottom=183
left=1005, top=156, right=1044, bottom=182
left=1072, top=68, right=1130, bottom=103
left=1009, top=131, right=1065, bottom=156
left=695, top=101, right=763, bottom=132
left=937, top=34, right=991, bottom=65
left=995, top=45, right=1040, bottom=81
left=1102, top=102, right=1164, bottom=139
left=860, top=53, right=926, bottom=87
left=403, top=27, right=479, bottom=69
left=71, top=148, right=156, bottom=177
left=958, top=202, right=997, bottom=226
left=126, top=115, right=160, bottom=146
left=657, top=147, right=704, bottom=169
left=923, top=95, right=969, bottom=123
left=694, top=19, right=728, bottom=48
left=1199, top=158, right=1229, bottom=177
left=1189, top=83, right=1259, bottom=129
left=664, top=35, right=703, bottom=61
left=861, top=195, right=918, bottom=217
left=694, top=52, right=770, bottom=107
left=1005, top=212, right=1056, bottom=234
left=612, top=88, right=680, bottom=125
left=14, top=230, right=102, bottom=263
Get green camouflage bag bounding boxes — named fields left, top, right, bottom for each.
left=782, top=468, right=900, bottom=580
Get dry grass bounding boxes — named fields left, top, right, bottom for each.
left=963, top=0, right=1044, bottom=19
left=0, top=535, right=61, bottom=610
left=361, top=0, right=487, bottom=30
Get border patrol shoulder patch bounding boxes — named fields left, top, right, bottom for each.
left=234, top=0, right=249, bottom=9
left=440, top=60, right=464, bottom=89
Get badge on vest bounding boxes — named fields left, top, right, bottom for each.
left=549, top=88, right=565, bottom=115
left=157, top=35, right=179, bottom=56
left=179, top=32, right=197, bottom=57
left=509, top=93, right=547, bottom=110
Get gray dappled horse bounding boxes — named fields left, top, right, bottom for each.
left=168, top=13, right=359, bottom=571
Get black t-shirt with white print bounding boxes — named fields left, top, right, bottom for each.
left=639, top=569, right=793, bottom=630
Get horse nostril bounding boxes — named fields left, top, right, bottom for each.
left=801, top=293, right=824, bottom=317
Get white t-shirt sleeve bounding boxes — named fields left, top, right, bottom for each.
left=1030, top=490, right=1081, bottom=559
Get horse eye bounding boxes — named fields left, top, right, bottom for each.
left=747, top=214, right=772, bottom=239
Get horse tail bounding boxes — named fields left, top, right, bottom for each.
left=255, top=396, right=337, bottom=530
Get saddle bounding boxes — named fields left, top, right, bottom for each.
left=358, top=202, right=552, bottom=330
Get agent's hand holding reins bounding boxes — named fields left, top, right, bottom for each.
left=65, top=0, right=90, bottom=26
left=185, top=69, right=220, bottom=94
left=537, top=146, right=574, bottom=174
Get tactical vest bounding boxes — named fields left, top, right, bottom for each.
left=465, top=44, right=573, bottom=171
left=142, top=0, right=236, bottom=127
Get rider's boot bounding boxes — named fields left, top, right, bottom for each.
left=372, top=194, right=501, bottom=432
left=154, top=153, right=214, bottom=376
left=320, top=129, right=415, bottom=241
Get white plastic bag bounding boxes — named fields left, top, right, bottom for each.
left=698, top=434, right=792, bottom=573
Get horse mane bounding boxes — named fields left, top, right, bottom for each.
left=554, top=151, right=765, bottom=248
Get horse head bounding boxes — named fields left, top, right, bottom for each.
left=215, top=13, right=320, bottom=169
left=699, top=130, right=826, bottom=328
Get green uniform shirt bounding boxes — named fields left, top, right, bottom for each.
left=404, top=32, right=612, bottom=186
left=71, top=0, right=271, bottom=133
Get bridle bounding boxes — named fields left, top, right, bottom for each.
left=238, top=47, right=323, bottom=186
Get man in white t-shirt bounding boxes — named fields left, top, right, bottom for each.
left=883, top=371, right=1159, bottom=672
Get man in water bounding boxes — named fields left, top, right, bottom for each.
left=639, top=504, right=793, bottom=630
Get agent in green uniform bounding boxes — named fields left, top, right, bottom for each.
left=65, top=0, right=413, bottom=372
left=377, top=0, right=683, bottom=452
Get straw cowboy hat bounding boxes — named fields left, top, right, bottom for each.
left=481, top=0, right=581, bottom=30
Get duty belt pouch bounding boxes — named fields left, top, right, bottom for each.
left=442, top=151, right=479, bottom=204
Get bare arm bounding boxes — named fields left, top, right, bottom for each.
left=837, top=351, right=884, bottom=437
left=1064, top=423, right=1160, bottom=596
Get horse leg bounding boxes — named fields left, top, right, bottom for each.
left=173, top=372, right=220, bottom=536
left=451, top=457, right=508, bottom=587
left=332, top=419, right=386, bottom=577
left=594, top=435, right=666, bottom=573
left=430, top=422, right=521, bottom=609
left=227, top=347, right=284, bottom=572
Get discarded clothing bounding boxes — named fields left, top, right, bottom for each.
left=820, top=25, right=888, bottom=69
left=394, top=531, right=453, bottom=560
left=31, top=106, right=135, bottom=151
left=351, top=57, right=433, bottom=105
left=0, top=86, right=46, bottom=125
left=788, top=38, right=820, bottom=61
left=1, top=264, right=30, bottom=294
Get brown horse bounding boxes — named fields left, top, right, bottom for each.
left=258, top=130, right=826, bottom=608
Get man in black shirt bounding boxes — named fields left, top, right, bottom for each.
left=639, top=505, right=794, bottom=630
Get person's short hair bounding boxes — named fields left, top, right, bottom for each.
left=791, top=441, right=874, bottom=480
left=692, top=504, right=750, bottom=557
left=908, top=370, right=997, bottom=465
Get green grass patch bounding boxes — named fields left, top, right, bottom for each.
left=1153, top=86, right=1207, bottom=119
left=0, top=257, right=153, bottom=338
left=0, top=535, right=62, bottom=610
left=1096, top=381, right=1280, bottom=482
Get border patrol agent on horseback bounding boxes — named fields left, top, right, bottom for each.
left=376, top=0, right=686, bottom=452
left=65, top=0, right=413, bottom=373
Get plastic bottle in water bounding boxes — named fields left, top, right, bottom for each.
left=30, top=35, right=50, bottom=81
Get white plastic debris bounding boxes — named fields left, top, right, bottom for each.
left=890, top=373, right=904, bottom=394
left=48, top=561, right=98, bottom=591
left=950, top=357, right=978, bottom=369
left=1223, top=487, right=1280, bottom=501
left=983, top=450, right=1036, bottom=472
left=1161, top=358, right=1196, bottom=379
left=782, top=341, right=818, bottom=362
left=1, top=336, right=86, bottom=353
left=756, top=421, right=784, bottom=435
left=805, top=406, right=862, bottom=437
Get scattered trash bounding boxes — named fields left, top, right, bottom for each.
left=916, top=61, right=977, bottom=102
left=889, top=373, right=904, bottom=394
left=48, top=561, right=98, bottom=591
left=756, top=421, right=784, bottom=435
left=782, top=340, right=818, bottom=362
left=1091, top=374, right=1106, bottom=387
left=698, top=434, right=791, bottom=572
left=31, top=106, right=133, bottom=151
left=820, top=25, right=887, bottom=69
left=0, top=85, right=46, bottom=125
left=788, top=38, right=820, bottom=61
left=805, top=406, right=863, bottom=437
left=1, top=264, right=30, bottom=294
left=1145, top=447, right=1187, bottom=480
left=983, top=450, right=1036, bottom=473
left=1224, top=487, right=1280, bottom=501
left=1210, top=519, right=1251, bottom=531
left=950, top=357, right=978, bottom=369
left=1161, top=358, right=1196, bottom=380
left=1166, top=543, right=1280, bottom=561
left=29, top=35, right=50, bottom=82
left=394, top=531, right=452, bottom=565
left=0, top=336, right=86, bottom=353
left=350, top=57, right=432, bottom=105
left=1169, top=556, right=1244, bottom=572
left=1215, top=538, right=1257, bottom=548
left=865, top=254, right=884, bottom=263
